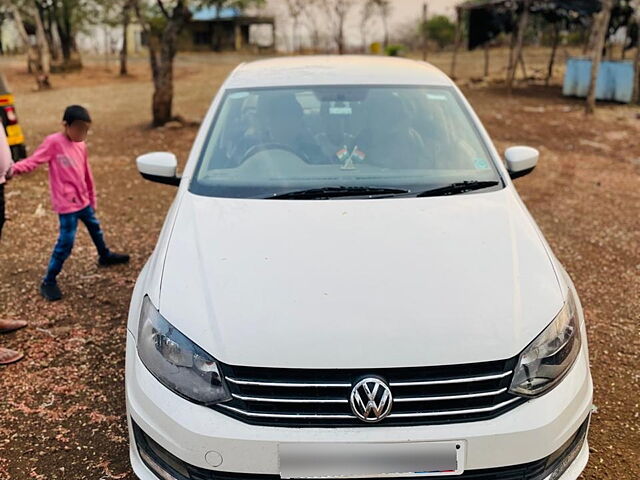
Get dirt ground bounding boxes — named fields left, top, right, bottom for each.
left=0, top=50, right=638, bottom=479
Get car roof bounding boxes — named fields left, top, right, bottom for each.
left=226, top=55, right=454, bottom=89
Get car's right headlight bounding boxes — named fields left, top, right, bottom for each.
left=509, top=290, right=582, bottom=397
left=137, top=295, right=231, bottom=405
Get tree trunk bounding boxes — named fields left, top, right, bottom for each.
left=152, top=62, right=173, bottom=126
left=34, top=7, right=51, bottom=83
left=484, top=42, right=490, bottom=77
left=10, top=5, right=50, bottom=89
left=54, top=0, right=82, bottom=70
left=382, top=16, right=389, bottom=49
left=586, top=0, right=614, bottom=114
left=518, top=51, right=527, bottom=78
left=450, top=7, right=462, bottom=79
left=507, top=0, right=531, bottom=92
left=422, top=2, right=428, bottom=61
left=507, top=24, right=518, bottom=76
left=632, top=20, right=640, bottom=104
left=583, top=20, right=594, bottom=54
left=120, top=1, right=131, bottom=76
left=546, top=23, right=560, bottom=86
left=139, top=1, right=190, bottom=127
left=336, top=15, right=345, bottom=54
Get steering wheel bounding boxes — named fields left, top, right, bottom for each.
left=241, top=142, right=310, bottom=164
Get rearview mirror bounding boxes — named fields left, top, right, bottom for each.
left=136, top=152, right=181, bottom=186
left=505, top=146, right=538, bottom=179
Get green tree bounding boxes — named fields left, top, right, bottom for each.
left=423, top=15, right=455, bottom=50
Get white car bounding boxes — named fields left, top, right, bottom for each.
left=126, top=56, right=592, bottom=480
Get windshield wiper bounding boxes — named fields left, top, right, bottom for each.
left=268, top=186, right=410, bottom=200
left=415, top=181, right=500, bottom=198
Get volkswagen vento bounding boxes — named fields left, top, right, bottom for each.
left=126, top=56, right=592, bottom=480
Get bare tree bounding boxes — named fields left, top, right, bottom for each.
left=301, top=0, right=324, bottom=52
left=285, top=0, right=305, bottom=52
left=7, top=3, right=51, bottom=89
left=506, top=0, right=532, bottom=92
left=545, top=22, right=560, bottom=86
left=136, top=0, right=191, bottom=127
left=360, top=0, right=374, bottom=52
left=33, top=4, right=51, bottom=79
left=585, top=0, right=614, bottom=114
left=120, top=0, right=136, bottom=75
left=326, top=0, right=355, bottom=54
left=367, top=0, right=391, bottom=48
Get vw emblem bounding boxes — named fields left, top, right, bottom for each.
left=349, top=377, right=393, bottom=423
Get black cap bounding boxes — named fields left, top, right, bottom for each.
left=62, top=105, right=91, bottom=125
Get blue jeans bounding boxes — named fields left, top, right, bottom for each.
left=43, top=206, right=110, bottom=285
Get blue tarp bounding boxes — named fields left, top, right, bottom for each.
left=191, top=6, right=240, bottom=21
left=563, top=57, right=634, bottom=103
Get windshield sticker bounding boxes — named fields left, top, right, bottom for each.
left=329, top=106, right=352, bottom=115
left=474, top=158, right=490, bottom=170
left=228, top=92, right=250, bottom=99
left=427, top=93, right=448, bottom=101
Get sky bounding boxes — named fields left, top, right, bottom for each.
left=257, top=0, right=459, bottom=52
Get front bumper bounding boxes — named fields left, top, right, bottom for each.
left=125, top=331, right=592, bottom=479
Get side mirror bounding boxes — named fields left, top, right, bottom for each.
left=136, top=152, right=181, bottom=186
left=505, top=146, right=538, bottom=179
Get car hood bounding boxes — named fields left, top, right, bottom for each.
left=159, top=189, right=564, bottom=369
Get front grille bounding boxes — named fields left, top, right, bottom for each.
left=212, top=357, right=526, bottom=427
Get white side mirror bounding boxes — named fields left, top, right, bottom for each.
left=505, top=146, right=539, bottom=179
left=136, top=152, right=180, bottom=186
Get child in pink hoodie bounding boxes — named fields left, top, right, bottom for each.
left=8, top=105, right=129, bottom=301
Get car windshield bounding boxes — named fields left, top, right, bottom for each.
left=190, top=85, right=502, bottom=199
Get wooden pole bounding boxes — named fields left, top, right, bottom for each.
left=632, top=19, right=640, bottom=104
left=507, top=0, right=531, bottom=92
left=586, top=0, right=614, bottom=114
left=546, top=23, right=560, bottom=86
left=484, top=42, right=490, bottom=77
left=450, top=7, right=462, bottom=79
left=422, top=2, right=428, bottom=61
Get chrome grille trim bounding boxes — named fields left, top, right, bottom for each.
left=231, top=388, right=508, bottom=404
left=217, top=397, right=521, bottom=420
left=225, top=370, right=512, bottom=389
left=226, top=377, right=351, bottom=388
left=217, top=404, right=355, bottom=419
left=388, top=397, right=521, bottom=418
left=393, top=387, right=508, bottom=403
left=231, top=393, right=349, bottom=404
left=389, top=371, right=512, bottom=387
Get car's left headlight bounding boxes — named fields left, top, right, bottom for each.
left=137, top=295, right=231, bottom=405
left=510, top=290, right=582, bottom=397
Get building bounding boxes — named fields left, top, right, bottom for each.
left=181, top=6, right=275, bottom=52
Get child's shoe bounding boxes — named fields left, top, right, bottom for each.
left=40, top=282, right=63, bottom=301
left=98, top=252, right=130, bottom=266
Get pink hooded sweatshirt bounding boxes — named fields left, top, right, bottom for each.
left=0, top=127, right=11, bottom=185
left=11, top=132, right=96, bottom=214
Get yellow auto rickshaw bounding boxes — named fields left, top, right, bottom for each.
left=0, top=74, right=27, bottom=161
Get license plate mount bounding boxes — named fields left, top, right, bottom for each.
left=279, top=440, right=465, bottom=479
